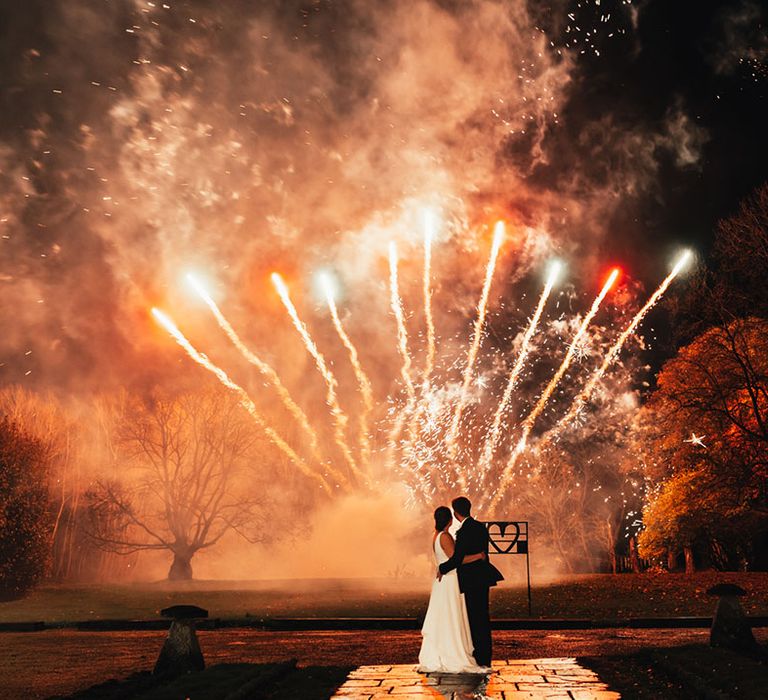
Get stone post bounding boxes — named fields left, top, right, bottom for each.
left=154, top=604, right=208, bottom=677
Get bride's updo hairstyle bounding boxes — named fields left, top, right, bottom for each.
left=434, top=506, right=452, bottom=532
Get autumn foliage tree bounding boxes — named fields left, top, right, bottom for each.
left=0, top=418, right=53, bottom=599
left=637, top=317, right=768, bottom=570
left=90, top=388, right=270, bottom=580
left=637, top=184, right=768, bottom=571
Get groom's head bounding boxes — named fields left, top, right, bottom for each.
left=451, top=496, right=471, bottom=522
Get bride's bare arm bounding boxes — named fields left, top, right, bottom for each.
left=439, top=532, right=455, bottom=557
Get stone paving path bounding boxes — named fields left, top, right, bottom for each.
left=331, top=658, right=621, bottom=699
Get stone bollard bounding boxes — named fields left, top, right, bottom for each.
left=153, top=604, right=208, bottom=677
left=706, top=583, right=757, bottom=653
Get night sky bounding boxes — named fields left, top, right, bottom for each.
left=567, top=0, right=768, bottom=257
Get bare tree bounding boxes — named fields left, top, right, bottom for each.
left=713, top=182, right=768, bottom=317
left=669, top=182, right=768, bottom=342
left=518, top=454, right=595, bottom=573
left=91, top=388, right=269, bottom=580
left=589, top=508, right=625, bottom=575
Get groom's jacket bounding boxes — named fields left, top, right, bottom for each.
left=438, top=516, right=504, bottom=593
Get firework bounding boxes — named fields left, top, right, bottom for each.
left=157, top=224, right=690, bottom=513
left=387, top=242, right=419, bottom=477
left=186, top=273, right=322, bottom=458
left=488, top=268, right=619, bottom=512
left=150, top=308, right=332, bottom=493
left=399, top=214, right=440, bottom=486
left=446, top=221, right=505, bottom=461
left=423, top=210, right=437, bottom=382
left=271, top=273, right=364, bottom=486
left=555, top=251, right=692, bottom=433
left=388, top=242, right=417, bottom=401
left=479, top=261, right=560, bottom=472
left=684, top=432, right=707, bottom=449
left=320, top=273, right=374, bottom=466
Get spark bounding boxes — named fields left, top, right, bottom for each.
left=388, top=242, right=416, bottom=401
left=489, top=267, right=619, bottom=513
left=150, top=308, right=331, bottom=493
left=385, top=407, right=408, bottom=472
left=479, top=261, right=559, bottom=472
left=684, top=432, right=707, bottom=449
left=555, top=250, right=692, bottom=433
left=271, top=273, right=365, bottom=486
left=320, top=273, right=374, bottom=466
left=446, top=221, right=505, bottom=462
left=571, top=341, right=591, bottom=362
left=186, top=273, right=323, bottom=459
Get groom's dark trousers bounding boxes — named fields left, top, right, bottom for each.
left=464, top=585, right=491, bottom=667
left=438, top=516, right=503, bottom=667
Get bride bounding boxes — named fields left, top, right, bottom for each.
left=418, top=506, right=489, bottom=673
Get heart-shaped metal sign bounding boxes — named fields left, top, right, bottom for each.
left=485, top=521, right=521, bottom=554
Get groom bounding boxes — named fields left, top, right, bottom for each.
left=437, top=496, right=503, bottom=667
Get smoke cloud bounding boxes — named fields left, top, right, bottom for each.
left=0, top=0, right=734, bottom=580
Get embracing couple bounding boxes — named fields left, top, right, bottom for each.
left=418, top=496, right=504, bottom=674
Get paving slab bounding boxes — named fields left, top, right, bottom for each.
left=331, top=659, right=621, bottom=698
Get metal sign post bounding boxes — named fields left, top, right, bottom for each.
left=482, top=520, right=531, bottom=616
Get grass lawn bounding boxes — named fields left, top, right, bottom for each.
left=1, top=572, right=767, bottom=623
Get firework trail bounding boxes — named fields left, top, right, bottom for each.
left=479, top=261, right=560, bottom=472
left=320, top=274, right=374, bottom=466
left=186, top=273, right=322, bottom=458
left=150, top=308, right=331, bottom=493
left=488, top=268, right=619, bottom=513
left=271, top=273, right=364, bottom=486
left=399, top=214, right=439, bottom=480
left=388, top=242, right=417, bottom=402
left=423, top=211, right=437, bottom=382
left=446, top=221, right=505, bottom=461
left=554, top=250, right=692, bottom=434
left=387, top=243, right=419, bottom=476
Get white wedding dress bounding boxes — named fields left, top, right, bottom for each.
left=418, top=533, right=487, bottom=673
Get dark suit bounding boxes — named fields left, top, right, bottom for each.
left=438, top=516, right=503, bottom=666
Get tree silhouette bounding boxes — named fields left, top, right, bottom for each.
left=669, top=182, right=768, bottom=342
left=90, top=388, right=268, bottom=580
